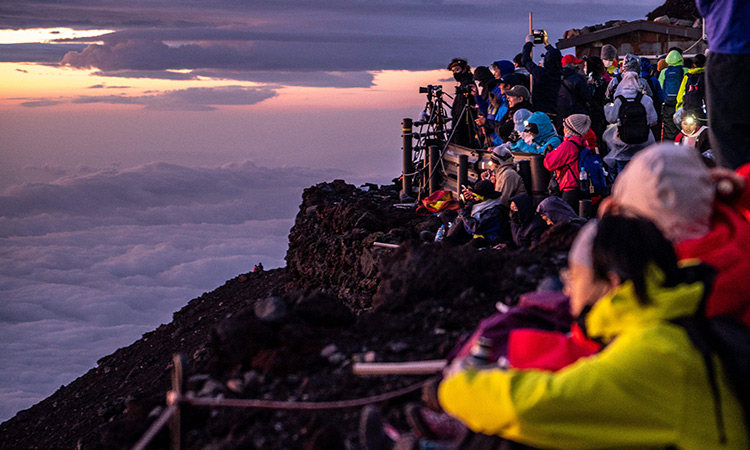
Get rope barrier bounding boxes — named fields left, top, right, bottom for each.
left=184, top=377, right=434, bottom=411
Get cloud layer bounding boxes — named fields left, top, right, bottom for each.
left=0, top=161, right=346, bottom=421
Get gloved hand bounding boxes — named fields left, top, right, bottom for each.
left=525, top=34, right=534, bottom=44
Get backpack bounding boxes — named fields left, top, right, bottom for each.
left=682, top=72, right=706, bottom=114
left=579, top=147, right=608, bottom=195
left=616, top=92, right=649, bottom=144
left=662, top=65, right=684, bottom=106
left=670, top=263, right=750, bottom=444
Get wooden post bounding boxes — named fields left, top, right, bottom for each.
left=429, top=145, right=440, bottom=194
left=169, top=354, right=186, bottom=450
left=401, top=118, right=413, bottom=200
left=458, top=154, right=469, bottom=193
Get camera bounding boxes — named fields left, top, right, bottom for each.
left=508, top=131, right=521, bottom=144
left=532, top=29, right=546, bottom=45
left=419, top=84, right=442, bottom=94
left=455, top=85, right=472, bottom=95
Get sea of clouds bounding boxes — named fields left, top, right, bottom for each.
left=0, top=161, right=347, bottom=421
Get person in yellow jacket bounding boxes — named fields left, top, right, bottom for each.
left=439, top=216, right=747, bottom=450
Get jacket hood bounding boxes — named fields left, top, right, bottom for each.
left=561, top=65, right=581, bottom=77
left=585, top=264, right=706, bottom=343
left=613, top=71, right=641, bottom=97
left=493, top=60, right=515, bottom=77
left=474, top=66, right=494, bottom=84
left=640, top=57, right=653, bottom=78
left=666, top=50, right=684, bottom=66
left=511, top=193, right=535, bottom=224
left=513, top=108, right=533, bottom=133
left=623, top=54, right=640, bottom=73
left=527, top=112, right=558, bottom=144
left=536, top=195, right=579, bottom=224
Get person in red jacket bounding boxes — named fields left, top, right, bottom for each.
left=601, top=142, right=750, bottom=325
left=544, top=113, right=589, bottom=211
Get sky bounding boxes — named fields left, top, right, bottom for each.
left=0, top=0, right=660, bottom=423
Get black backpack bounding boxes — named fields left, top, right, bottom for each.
left=616, top=92, right=649, bottom=144
left=682, top=72, right=706, bottom=114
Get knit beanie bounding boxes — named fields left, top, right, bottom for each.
left=490, top=144, right=513, bottom=164
left=611, top=143, right=714, bottom=244
left=600, top=44, right=617, bottom=61
left=563, top=114, right=591, bottom=137
left=569, top=220, right=598, bottom=268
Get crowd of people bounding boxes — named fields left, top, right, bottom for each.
left=364, top=5, right=750, bottom=449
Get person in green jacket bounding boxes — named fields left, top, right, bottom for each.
left=659, top=49, right=689, bottom=141
left=439, top=216, right=747, bottom=450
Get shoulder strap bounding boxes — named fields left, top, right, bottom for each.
left=635, top=91, right=643, bottom=102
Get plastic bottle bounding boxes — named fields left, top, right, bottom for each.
left=579, top=167, right=589, bottom=192
left=434, top=224, right=446, bottom=242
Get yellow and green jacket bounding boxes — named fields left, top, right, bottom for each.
left=439, top=267, right=747, bottom=449
left=676, top=66, right=706, bottom=110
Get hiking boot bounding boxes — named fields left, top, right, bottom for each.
left=359, top=405, right=394, bottom=450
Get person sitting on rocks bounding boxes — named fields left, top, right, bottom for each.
left=438, top=216, right=748, bottom=450
left=480, top=145, right=527, bottom=207
left=509, top=193, right=547, bottom=248
left=442, top=180, right=510, bottom=247
left=600, top=142, right=750, bottom=326
left=536, top=195, right=583, bottom=226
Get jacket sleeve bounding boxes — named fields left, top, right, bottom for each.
left=544, top=142, right=573, bottom=172
left=438, top=332, right=687, bottom=449
left=676, top=75, right=689, bottom=109
left=522, top=42, right=545, bottom=79
left=642, top=95, right=658, bottom=127
left=604, top=98, right=620, bottom=123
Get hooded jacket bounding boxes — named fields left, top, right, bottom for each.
left=439, top=266, right=748, bottom=450
left=492, top=156, right=527, bottom=207
left=659, top=50, right=688, bottom=104
left=676, top=66, right=706, bottom=110
left=604, top=54, right=654, bottom=101
left=604, top=72, right=658, bottom=136
left=495, top=99, right=533, bottom=141
left=536, top=195, right=582, bottom=224
left=459, top=196, right=509, bottom=244
left=521, top=42, right=562, bottom=115
left=557, top=65, right=591, bottom=119
left=544, top=134, right=585, bottom=191
left=509, top=193, right=547, bottom=248
left=512, top=111, right=562, bottom=154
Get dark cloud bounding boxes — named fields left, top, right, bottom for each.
left=19, top=100, right=63, bottom=108
left=22, top=86, right=278, bottom=111
left=0, top=43, right=87, bottom=63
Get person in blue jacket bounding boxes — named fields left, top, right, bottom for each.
left=697, top=0, right=750, bottom=169
left=512, top=111, right=562, bottom=154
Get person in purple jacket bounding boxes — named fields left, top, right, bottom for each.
left=697, top=0, right=750, bottom=169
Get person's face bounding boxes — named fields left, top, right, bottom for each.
left=491, top=66, right=501, bottom=79
left=507, top=95, right=521, bottom=108
left=451, top=65, right=463, bottom=74
left=499, top=83, right=511, bottom=94
left=682, top=118, right=698, bottom=135
left=510, top=201, right=518, bottom=212
left=540, top=214, right=554, bottom=226
left=562, top=262, right=614, bottom=318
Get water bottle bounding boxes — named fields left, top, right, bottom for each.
left=579, top=167, right=589, bottom=192
left=434, top=224, right=446, bottom=242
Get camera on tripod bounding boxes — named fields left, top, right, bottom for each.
left=455, top=85, right=472, bottom=95
left=419, top=85, right=442, bottom=94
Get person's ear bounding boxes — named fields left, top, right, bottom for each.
left=606, top=271, right=622, bottom=291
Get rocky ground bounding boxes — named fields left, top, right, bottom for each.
left=0, top=180, right=569, bottom=450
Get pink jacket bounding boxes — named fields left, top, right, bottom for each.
left=544, top=135, right=584, bottom=191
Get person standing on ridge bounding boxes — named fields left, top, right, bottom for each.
left=659, top=49, right=688, bottom=141
left=448, top=58, right=479, bottom=148
left=521, top=30, right=562, bottom=119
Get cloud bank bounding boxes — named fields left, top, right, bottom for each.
left=0, top=161, right=347, bottom=421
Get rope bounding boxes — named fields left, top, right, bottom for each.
left=184, top=377, right=435, bottom=411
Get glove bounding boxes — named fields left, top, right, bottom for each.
left=525, top=34, right=534, bottom=43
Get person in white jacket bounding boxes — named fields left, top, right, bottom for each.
left=603, top=71, right=657, bottom=175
